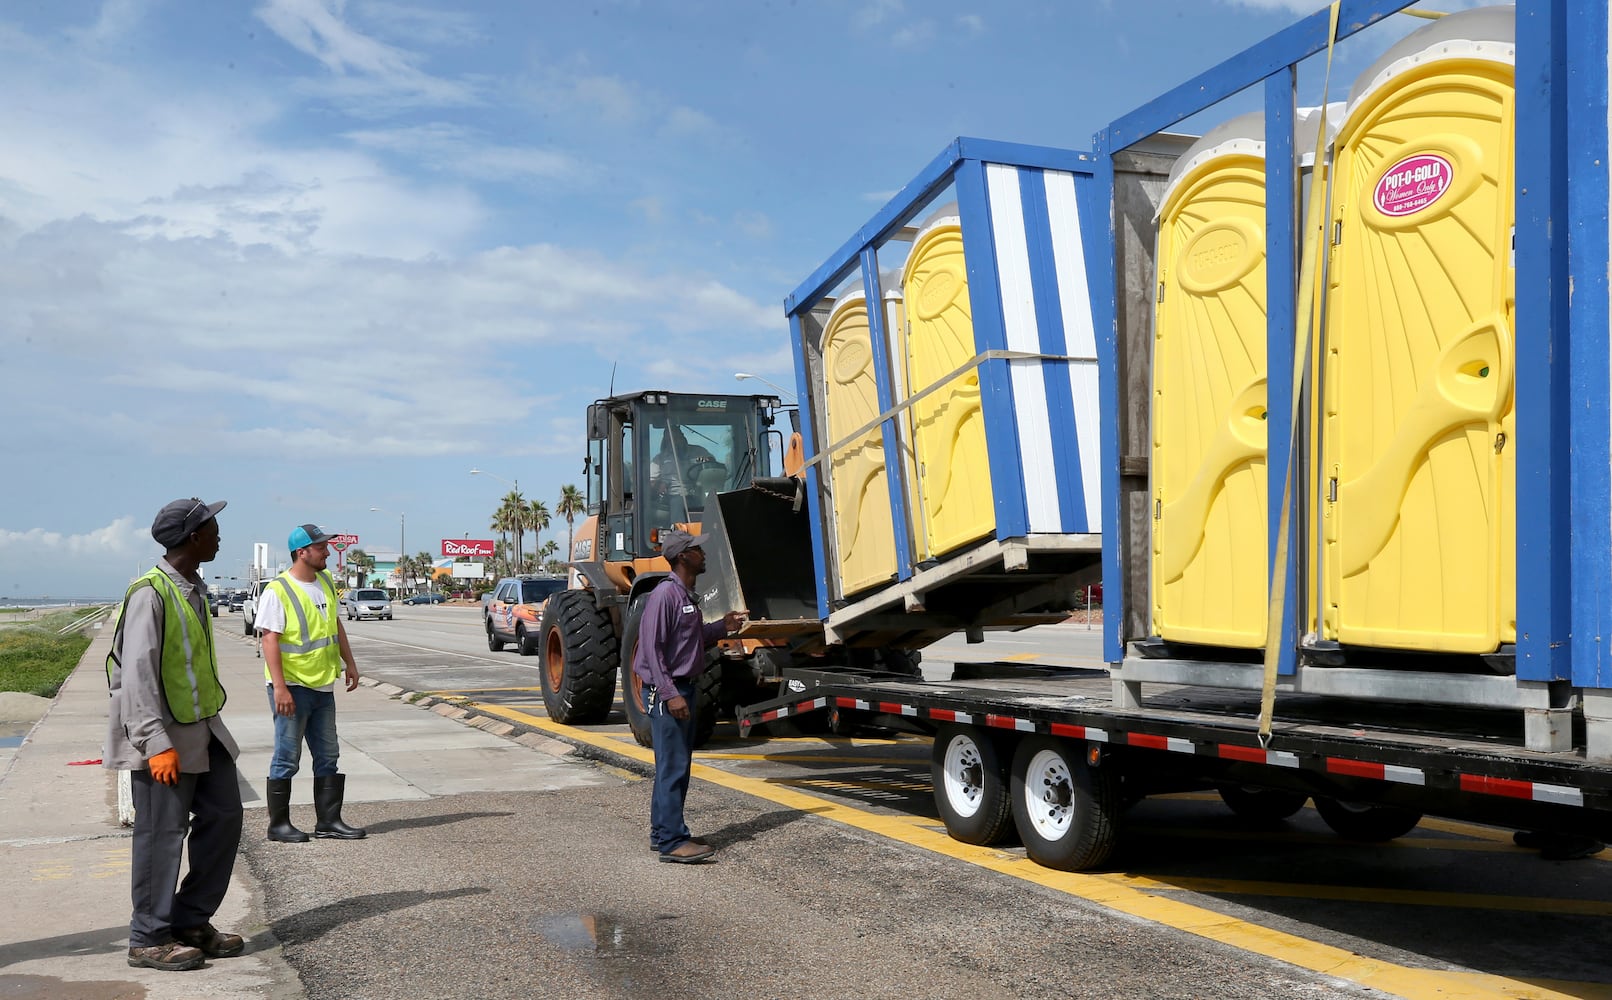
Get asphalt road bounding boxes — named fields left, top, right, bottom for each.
left=223, top=604, right=1612, bottom=999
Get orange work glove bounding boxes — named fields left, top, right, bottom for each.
left=148, top=748, right=180, bottom=785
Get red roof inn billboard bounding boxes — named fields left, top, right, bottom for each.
left=442, top=538, right=495, bottom=558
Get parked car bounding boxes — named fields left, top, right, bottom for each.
left=341, top=587, right=393, bottom=621
left=242, top=580, right=267, bottom=636
left=401, top=592, right=446, bottom=605
left=485, top=576, right=567, bottom=655
left=208, top=593, right=222, bottom=617
left=228, top=591, right=245, bottom=612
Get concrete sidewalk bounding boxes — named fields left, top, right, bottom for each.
left=0, top=617, right=616, bottom=999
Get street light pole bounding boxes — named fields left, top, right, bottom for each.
left=734, top=371, right=796, bottom=401
left=370, top=506, right=405, bottom=594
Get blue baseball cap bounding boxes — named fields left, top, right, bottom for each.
left=288, top=524, right=333, bottom=553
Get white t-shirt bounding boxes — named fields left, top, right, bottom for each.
left=257, top=575, right=338, bottom=692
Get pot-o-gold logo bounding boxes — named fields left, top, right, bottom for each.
left=1374, top=153, right=1453, bottom=217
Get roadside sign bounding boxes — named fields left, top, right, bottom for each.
left=443, top=539, right=494, bottom=558
left=330, top=533, right=359, bottom=553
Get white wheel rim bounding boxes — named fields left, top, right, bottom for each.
left=1024, top=748, right=1074, bottom=840
left=942, top=736, right=986, bottom=818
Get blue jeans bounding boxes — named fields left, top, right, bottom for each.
left=646, top=679, right=696, bottom=853
left=266, top=685, right=340, bottom=780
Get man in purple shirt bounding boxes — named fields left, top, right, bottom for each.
left=632, top=529, right=747, bottom=863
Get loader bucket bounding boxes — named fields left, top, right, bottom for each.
left=695, top=477, right=820, bottom=637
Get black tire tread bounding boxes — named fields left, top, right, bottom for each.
left=539, top=591, right=618, bottom=724
left=931, top=725, right=1013, bottom=846
left=1010, top=736, right=1120, bottom=871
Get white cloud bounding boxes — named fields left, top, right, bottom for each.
left=957, top=14, right=985, bottom=34
left=853, top=0, right=905, bottom=31
left=0, top=518, right=151, bottom=558
left=255, top=0, right=478, bottom=111
left=344, top=124, right=579, bottom=183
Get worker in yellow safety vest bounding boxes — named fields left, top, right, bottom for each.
left=253, top=523, right=366, bottom=842
left=104, top=497, right=246, bottom=972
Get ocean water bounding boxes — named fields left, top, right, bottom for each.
left=0, top=596, right=116, bottom=608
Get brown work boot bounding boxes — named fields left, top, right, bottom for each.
left=127, top=941, right=205, bottom=971
left=174, top=922, right=245, bottom=957
left=658, top=840, right=716, bottom=864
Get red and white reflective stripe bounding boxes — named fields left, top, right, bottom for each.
left=759, top=707, right=789, bottom=722
left=1218, top=744, right=1301, bottom=768
left=986, top=714, right=1036, bottom=732
left=1048, top=722, right=1108, bottom=742
left=796, top=697, right=826, bottom=713
left=929, top=708, right=974, bottom=725
left=1128, top=733, right=1195, bottom=754
left=1460, top=774, right=1585, bottom=807
left=1324, top=758, right=1426, bottom=786
left=835, top=697, right=873, bottom=711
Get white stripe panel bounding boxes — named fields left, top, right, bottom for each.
left=1166, top=737, right=1195, bottom=755
left=1384, top=764, right=1425, bottom=786
left=1533, top=783, right=1584, bottom=807
left=955, top=711, right=973, bottom=725
left=1086, top=728, right=1109, bottom=743
left=854, top=699, right=871, bottom=711
left=987, top=163, right=1061, bottom=532
left=1043, top=169, right=1102, bottom=532
left=1015, top=717, right=1035, bottom=732
left=901, top=705, right=918, bottom=717
left=1268, top=750, right=1301, bottom=768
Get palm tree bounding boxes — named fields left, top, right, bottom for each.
left=498, top=490, right=526, bottom=565
left=347, top=548, right=375, bottom=589
left=415, top=551, right=436, bottom=592
left=526, top=500, right=551, bottom=573
left=557, top=484, right=585, bottom=564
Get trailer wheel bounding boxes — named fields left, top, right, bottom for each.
left=1314, top=797, right=1422, bottom=841
left=538, top=590, right=618, bottom=724
left=931, top=725, right=1013, bottom=845
left=516, top=623, right=538, bottom=656
left=1010, top=736, right=1120, bottom=871
left=619, top=599, right=719, bottom=748
left=1218, top=785, right=1308, bottom=824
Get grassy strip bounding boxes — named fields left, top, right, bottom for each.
left=0, top=609, right=105, bottom=698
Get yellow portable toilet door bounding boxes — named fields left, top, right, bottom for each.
left=1320, top=9, right=1515, bottom=654
left=1151, top=115, right=1269, bottom=648
left=903, top=213, right=994, bottom=560
left=823, top=289, right=898, bottom=597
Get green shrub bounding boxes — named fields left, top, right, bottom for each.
left=0, top=627, right=94, bottom=698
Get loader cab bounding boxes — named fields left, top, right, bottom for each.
left=584, top=391, right=783, bottom=567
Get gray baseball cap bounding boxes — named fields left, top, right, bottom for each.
left=661, top=529, right=710, bottom=561
left=151, top=497, right=227, bottom=549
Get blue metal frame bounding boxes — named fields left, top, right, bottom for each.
left=1264, top=70, right=1301, bottom=676
left=1092, top=155, right=1125, bottom=665
left=954, top=158, right=1031, bottom=540
left=1518, top=0, right=1575, bottom=683
left=1564, top=0, right=1611, bottom=685
left=788, top=311, right=834, bottom=620
left=859, top=249, right=915, bottom=582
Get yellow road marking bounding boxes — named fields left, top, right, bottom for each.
left=426, top=686, right=543, bottom=695
left=1114, top=873, right=1612, bottom=916
left=473, top=701, right=1608, bottom=1000
left=695, top=752, right=925, bottom=766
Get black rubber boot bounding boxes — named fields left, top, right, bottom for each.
left=266, top=778, right=309, bottom=843
left=313, top=774, right=367, bottom=840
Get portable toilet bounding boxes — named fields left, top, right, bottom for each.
left=1317, top=5, right=1515, bottom=656
left=1150, top=106, right=1337, bottom=649
left=821, top=280, right=905, bottom=597
left=902, top=207, right=995, bottom=562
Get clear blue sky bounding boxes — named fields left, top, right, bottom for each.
left=0, top=0, right=1463, bottom=598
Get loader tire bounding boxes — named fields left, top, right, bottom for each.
left=539, top=590, right=618, bottom=725
left=620, top=597, right=720, bottom=749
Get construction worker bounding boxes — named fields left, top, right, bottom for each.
left=105, top=497, right=245, bottom=972
left=254, top=524, right=366, bottom=843
left=632, top=528, right=747, bottom=863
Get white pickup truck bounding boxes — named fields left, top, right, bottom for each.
left=240, top=579, right=268, bottom=637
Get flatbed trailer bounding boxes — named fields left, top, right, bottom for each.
left=736, top=668, right=1612, bottom=870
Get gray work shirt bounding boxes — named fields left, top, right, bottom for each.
left=103, top=558, right=239, bottom=773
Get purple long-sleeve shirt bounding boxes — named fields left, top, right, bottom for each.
left=632, top=576, right=727, bottom=694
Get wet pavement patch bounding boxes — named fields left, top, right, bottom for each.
left=537, top=913, right=631, bottom=957
left=0, top=736, right=23, bottom=749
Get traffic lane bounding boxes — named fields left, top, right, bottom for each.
left=475, top=700, right=1612, bottom=996
left=332, top=619, right=1612, bottom=993
left=242, top=784, right=1365, bottom=1000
